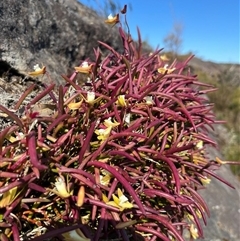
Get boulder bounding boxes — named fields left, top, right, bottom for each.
left=0, top=0, right=122, bottom=84
left=199, top=164, right=240, bottom=241
left=198, top=125, right=240, bottom=241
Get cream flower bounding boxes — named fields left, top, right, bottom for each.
left=144, top=96, right=154, bottom=105
left=95, top=127, right=112, bottom=142
left=78, top=91, right=101, bottom=106
left=124, top=113, right=131, bottom=125
left=104, top=117, right=120, bottom=128
left=95, top=118, right=119, bottom=142
left=74, top=61, right=92, bottom=74
left=54, top=176, right=72, bottom=198
left=160, top=54, right=170, bottom=61
left=6, top=132, right=25, bottom=143
left=158, top=64, right=175, bottom=74
left=190, top=224, right=199, bottom=239
left=87, top=91, right=95, bottom=104
left=81, top=61, right=89, bottom=68
left=100, top=170, right=112, bottom=186
left=28, top=64, right=46, bottom=76
left=34, top=64, right=41, bottom=71
left=68, top=99, right=83, bottom=110
left=105, top=14, right=119, bottom=24
left=196, top=140, right=203, bottom=149
left=103, top=188, right=133, bottom=211
left=200, top=176, right=211, bottom=185
left=116, top=95, right=127, bottom=107
left=196, top=209, right=202, bottom=219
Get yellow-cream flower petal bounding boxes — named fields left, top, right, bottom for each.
left=55, top=176, right=71, bottom=198
left=105, top=14, right=119, bottom=24
left=196, top=140, right=203, bottom=149
left=200, top=176, right=211, bottom=185
left=68, top=99, right=83, bottom=110
left=186, top=213, right=194, bottom=221
left=100, top=173, right=112, bottom=186
left=105, top=188, right=133, bottom=211
left=34, top=64, right=41, bottom=71
left=118, top=189, right=128, bottom=203
left=104, top=117, right=120, bottom=128
left=95, top=126, right=112, bottom=142
left=28, top=64, right=46, bottom=76
left=106, top=201, right=120, bottom=209
left=196, top=209, right=202, bottom=219
left=116, top=95, right=127, bottom=107
left=190, top=224, right=199, bottom=239
left=117, top=189, right=133, bottom=209
left=75, top=61, right=92, bottom=74
left=124, top=113, right=131, bottom=125
left=158, top=64, right=175, bottom=74
left=112, top=193, right=120, bottom=204
left=102, top=194, right=109, bottom=203
left=144, top=96, right=154, bottom=105
left=87, top=91, right=95, bottom=104
left=160, top=54, right=170, bottom=61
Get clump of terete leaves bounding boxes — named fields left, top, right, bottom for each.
left=0, top=5, right=238, bottom=241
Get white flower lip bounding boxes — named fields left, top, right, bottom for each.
left=87, top=91, right=95, bottom=103
left=108, top=14, right=114, bottom=19
left=33, top=64, right=41, bottom=71
left=81, top=61, right=89, bottom=67
left=124, top=113, right=131, bottom=124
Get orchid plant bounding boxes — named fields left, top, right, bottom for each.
left=0, top=5, right=238, bottom=241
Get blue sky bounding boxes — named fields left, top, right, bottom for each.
left=79, top=0, right=239, bottom=63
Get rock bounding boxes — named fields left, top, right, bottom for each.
left=199, top=164, right=240, bottom=241
left=197, top=125, right=240, bottom=241
left=0, top=0, right=123, bottom=84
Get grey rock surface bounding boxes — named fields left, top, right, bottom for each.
left=197, top=125, right=240, bottom=241
left=0, top=0, right=239, bottom=240
left=199, top=165, right=240, bottom=241
left=0, top=0, right=122, bottom=84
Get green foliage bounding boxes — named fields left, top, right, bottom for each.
left=194, top=67, right=240, bottom=176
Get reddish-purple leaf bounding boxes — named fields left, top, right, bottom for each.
left=143, top=189, right=193, bottom=205
left=27, top=131, right=47, bottom=171
left=0, top=172, right=34, bottom=194
left=186, top=205, right=204, bottom=238
left=14, top=84, right=36, bottom=110
left=46, top=113, right=70, bottom=133
left=0, top=105, right=24, bottom=130
left=186, top=186, right=210, bottom=217
left=78, top=120, right=96, bottom=165
left=136, top=225, right=170, bottom=241
left=145, top=214, right=185, bottom=241
left=87, top=161, right=146, bottom=215
left=156, top=154, right=181, bottom=194
left=108, top=150, right=138, bottom=163
left=28, top=83, right=55, bottom=106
